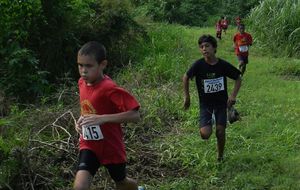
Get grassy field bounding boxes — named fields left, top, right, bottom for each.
left=118, top=23, right=300, bottom=190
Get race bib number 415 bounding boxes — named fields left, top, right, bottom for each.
left=204, top=77, right=225, bottom=93
left=82, top=125, right=103, bottom=140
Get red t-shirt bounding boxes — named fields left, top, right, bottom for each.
left=216, top=22, right=222, bottom=32
left=233, top=32, right=253, bottom=56
left=78, top=75, right=140, bottom=164
left=221, top=19, right=228, bottom=28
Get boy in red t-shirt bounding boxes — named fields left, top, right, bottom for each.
left=233, top=24, right=253, bottom=75
left=73, top=41, right=142, bottom=190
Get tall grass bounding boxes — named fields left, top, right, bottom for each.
left=248, top=0, right=300, bottom=58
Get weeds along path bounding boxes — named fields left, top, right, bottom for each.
left=121, top=24, right=300, bottom=189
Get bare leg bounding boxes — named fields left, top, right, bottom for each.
left=73, top=170, right=93, bottom=190
left=216, top=125, right=226, bottom=161
left=200, top=125, right=212, bottom=140
left=239, top=62, right=246, bottom=75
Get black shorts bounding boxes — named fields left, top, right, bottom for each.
left=199, top=104, right=227, bottom=127
left=238, top=55, right=248, bottom=64
left=77, top=149, right=126, bottom=182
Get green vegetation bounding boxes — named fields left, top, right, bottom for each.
left=248, top=0, right=300, bottom=58
left=1, top=0, right=300, bottom=189
left=0, top=0, right=143, bottom=101
left=132, top=0, right=260, bottom=26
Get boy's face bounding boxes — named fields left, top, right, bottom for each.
left=77, top=54, right=106, bottom=85
left=199, top=42, right=216, bottom=58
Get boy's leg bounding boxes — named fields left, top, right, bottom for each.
left=74, top=149, right=100, bottom=190
left=74, top=170, right=93, bottom=190
left=105, top=163, right=138, bottom=190
left=214, top=107, right=227, bottom=161
left=200, top=126, right=213, bottom=139
left=199, top=105, right=213, bottom=139
left=238, top=56, right=248, bottom=75
left=216, top=124, right=226, bottom=161
left=239, top=62, right=246, bottom=75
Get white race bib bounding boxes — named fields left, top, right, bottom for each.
left=82, top=125, right=103, bottom=140
left=204, top=77, right=225, bottom=93
left=239, top=45, right=248, bottom=52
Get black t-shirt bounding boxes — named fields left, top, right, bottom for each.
left=186, top=58, right=241, bottom=106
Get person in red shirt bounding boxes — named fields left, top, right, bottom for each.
left=233, top=24, right=253, bottom=75
left=73, top=41, right=142, bottom=190
left=221, top=16, right=229, bottom=34
left=216, top=19, right=222, bottom=40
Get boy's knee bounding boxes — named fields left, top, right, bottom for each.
left=200, top=127, right=212, bottom=139
left=216, top=128, right=225, bottom=138
left=201, top=133, right=210, bottom=140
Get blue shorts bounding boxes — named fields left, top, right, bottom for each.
left=199, top=104, right=227, bottom=127
left=238, top=55, right=248, bottom=64
left=77, top=149, right=126, bottom=182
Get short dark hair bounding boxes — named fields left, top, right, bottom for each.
left=78, top=41, right=107, bottom=64
left=198, top=34, right=217, bottom=49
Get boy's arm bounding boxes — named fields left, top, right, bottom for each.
left=228, top=76, right=242, bottom=107
left=249, top=34, right=253, bottom=46
left=78, top=109, right=140, bottom=128
left=183, top=74, right=190, bottom=110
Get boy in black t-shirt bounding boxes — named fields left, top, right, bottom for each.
left=183, top=34, right=242, bottom=161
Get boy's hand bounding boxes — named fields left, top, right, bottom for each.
left=184, top=96, right=190, bottom=110
left=227, top=96, right=236, bottom=108
left=80, top=114, right=106, bottom=127
left=75, top=116, right=84, bottom=134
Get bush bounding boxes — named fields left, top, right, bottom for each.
left=0, top=0, right=145, bottom=102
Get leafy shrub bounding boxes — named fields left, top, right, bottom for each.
left=0, top=0, right=145, bottom=102
left=0, top=44, right=49, bottom=102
